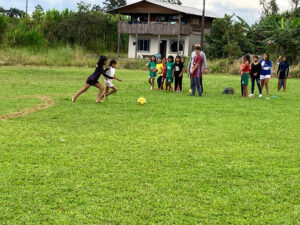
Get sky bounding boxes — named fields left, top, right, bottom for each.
left=1, top=0, right=292, bottom=24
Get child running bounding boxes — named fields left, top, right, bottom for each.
left=174, top=55, right=184, bottom=92
left=156, top=57, right=163, bottom=89
left=99, top=59, right=122, bottom=101
left=250, top=55, right=262, bottom=97
left=72, top=55, right=114, bottom=103
left=160, top=58, right=167, bottom=90
left=240, top=55, right=251, bottom=98
left=147, top=55, right=157, bottom=90
left=166, top=56, right=175, bottom=91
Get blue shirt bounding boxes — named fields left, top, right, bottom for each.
left=260, top=59, right=272, bottom=75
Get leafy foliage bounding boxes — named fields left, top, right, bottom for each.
left=103, top=0, right=126, bottom=11
left=205, top=14, right=253, bottom=59
left=0, top=4, right=128, bottom=53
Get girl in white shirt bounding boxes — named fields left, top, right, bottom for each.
left=100, top=60, right=122, bottom=101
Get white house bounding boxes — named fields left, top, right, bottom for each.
left=109, top=0, right=216, bottom=59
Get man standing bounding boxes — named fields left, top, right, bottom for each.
left=188, top=43, right=208, bottom=93
left=190, top=46, right=203, bottom=96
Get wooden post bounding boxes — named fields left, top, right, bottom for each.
left=148, top=13, right=150, bottom=23
left=135, top=33, right=138, bottom=59
left=26, top=0, right=28, bottom=15
left=117, top=13, right=121, bottom=59
left=201, top=0, right=206, bottom=49
left=177, top=14, right=181, bottom=56
left=158, top=34, right=160, bottom=55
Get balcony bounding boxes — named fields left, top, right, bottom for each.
left=118, top=21, right=191, bottom=35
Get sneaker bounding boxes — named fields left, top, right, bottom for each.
left=249, top=94, right=254, bottom=97
left=150, top=86, right=153, bottom=90
left=259, top=94, right=262, bottom=98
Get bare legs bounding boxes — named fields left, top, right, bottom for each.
left=148, top=77, right=155, bottom=90
left=72, top=82, right=104, bottom=103
left=94, top=82, right=105, bottom=103
left=242, top=85, right=248, bottom=97
left=278, top=79, right=282, bottom=92
left=261, top=78, right=270, bottom=96
left=72, top=83, right=91, bottom=102
left=278, top=79, right=287, bottom=92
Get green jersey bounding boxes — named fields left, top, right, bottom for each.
left=148, top=62, right=157, bottom=78
left=166, top=62, right=175, bottom=78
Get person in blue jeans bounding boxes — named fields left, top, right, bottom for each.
left=249, top=56, right=262, bottom=97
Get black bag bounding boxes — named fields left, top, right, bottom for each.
left=222, top=87, right=234, bottom=95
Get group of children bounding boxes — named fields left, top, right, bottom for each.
left=240, top=53, right=290, bottom=98
left=147, top=55, right=186, bottom=92
left=72, top=56, right=121, bottom=103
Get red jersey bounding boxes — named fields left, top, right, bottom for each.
left=192, top=54, right=203, bottom=78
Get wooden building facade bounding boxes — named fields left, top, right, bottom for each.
left=108, top=0, right=216, bottom=59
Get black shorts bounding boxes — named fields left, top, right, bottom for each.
left=279, top=71, right=287, bottom=80
left=86, top=78, right=99, bottom=85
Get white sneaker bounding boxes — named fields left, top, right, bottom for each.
left=249, top=94, right=254, bottom=97
left=259, top=94, right=262, bottom=98
left=150, top=86, right=153, bottom=90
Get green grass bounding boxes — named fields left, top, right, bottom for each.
left=0, top=67, right=299, bottom=224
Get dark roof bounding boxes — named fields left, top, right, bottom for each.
left=108, top=0, right=217, bottom=18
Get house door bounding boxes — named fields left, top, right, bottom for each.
left=160, top=40, right=167, bottom=58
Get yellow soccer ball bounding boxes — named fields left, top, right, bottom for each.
left=138, top=97, right=146, bottom=105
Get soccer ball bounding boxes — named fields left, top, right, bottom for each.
left=138, top=97, right=146, bottom=105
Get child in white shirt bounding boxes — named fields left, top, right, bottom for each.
left=100, top=60, right=122, bottom=101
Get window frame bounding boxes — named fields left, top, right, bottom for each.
left=169, top=39, right=185, bottom=53
left=137, top=39, right=151, bottom=52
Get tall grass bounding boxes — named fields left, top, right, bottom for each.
left=0, top=47, right=299, bottom=77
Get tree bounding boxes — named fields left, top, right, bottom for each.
left=260, top=0, right=279, bottom=16
left=103, top=0, right=126, bottom=11
left=289, top=0, right=299, bottom=9
left=205, top=14, right=253, bottom=59
left=77, top=1, right=91, bottom=13
left=6, top=7, right=24, bottom=18
left=32, top=4, right=44, bottom=22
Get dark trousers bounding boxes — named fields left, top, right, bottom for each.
left=191, top=77, right=202, bottom=96
left=241, top=78, right=243, bottom=96
left=191, top=77, right=204, bottom=93
left=157, top=76, right=162, bottom=89
left=251, top=76, right=262, bottom=94
left=175, top=75, right=183, bottom=91
left=200, top=77, right=203, bottom=93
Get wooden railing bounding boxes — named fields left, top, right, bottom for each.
left=118, top=21, right=191, bottom=35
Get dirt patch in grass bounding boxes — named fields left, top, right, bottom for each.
left=0, top=95, right=53, bottom=121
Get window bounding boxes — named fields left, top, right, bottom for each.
left=170, top=40, right=184, bottom=53
left=138, top=39, right=150, bottom=52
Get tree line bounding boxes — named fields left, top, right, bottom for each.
left=0, top=1, right=128, bottom=52
left=0, top=0, right=299, bottom=63
left=205, top=0, right=300, bottom=63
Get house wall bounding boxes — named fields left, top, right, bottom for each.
left=128, top=34, right=190, bottom=58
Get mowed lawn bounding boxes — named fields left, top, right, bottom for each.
left=0, top=67, right=299, bottom=225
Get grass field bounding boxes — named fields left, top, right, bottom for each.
left=0, top=67, right=299, bottom=224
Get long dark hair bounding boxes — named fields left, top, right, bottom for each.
left=175, top=55, right=181, bottom=63
left=168, top=55, right=174, bottom=62
left=97, top=55, right=108, bottom=66
left=151, top=55, right=156, bottom=63
left=264, top=53, right=270, bottom=64
left=109, top=59, right=117, bottom=66
left=244, top=54, right=250, bottom=64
